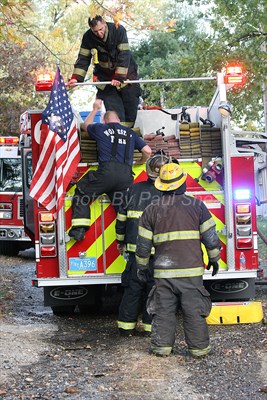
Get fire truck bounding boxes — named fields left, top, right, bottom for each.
left=20, top=66, right=265, bottom=321
left=0, top=136, right=32, bottom=256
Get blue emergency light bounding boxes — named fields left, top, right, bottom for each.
left=233, top=189, right=251, bottom=201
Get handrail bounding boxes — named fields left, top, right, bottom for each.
left=75, top=76, right=216, bottom=86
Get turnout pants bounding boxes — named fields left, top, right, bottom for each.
left=118, top=253, right=154, bottom=332
left=147, top=276, right=212, bottom=356
left=97, top=83, right=141, bottom=127
left=71, top=161, right=133, bottom=230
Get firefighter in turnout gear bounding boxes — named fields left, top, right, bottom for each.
left=68, top=99, right=151, bottom=242
left=68, top=15, right=141, bottom=127
left=135, top=163, right=221, bottom=357
left=116, top=153, right=169, bottom=336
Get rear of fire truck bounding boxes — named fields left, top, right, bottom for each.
left=20, top=66, right=264, bottom=322
left=0, top=136, right=32, bottom=256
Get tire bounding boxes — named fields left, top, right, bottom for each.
left=0, top=241, right=20, bottom=256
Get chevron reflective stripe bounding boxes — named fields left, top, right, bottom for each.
left=117, top=212, right=127, bottom=221
left=117, top=43, right=130, bottom=51
left=207, top=248, right=220, bottom=259
left=180, top=162, right=227, bottom=270
left=188, top=345, right=211, bottom=357
left=200, top=217, right=216, bottom=233
left=65, top=166, right=148, bottom=276
left=154, top=230, right=200, bottom=244
left=117, top=321, right=136, bottom=330
left=79, top=47, right=91, bottom=56
left=71, top=218, right=90, bottom=226
left=73, top=68, right=87, bottom=78
left=136, top=255, right=149, bottom=266
left=182, top=161, right=223, bottom=194
left=138, top=226, right=153, bottom=240
left=143, top=323, right=152, bottom=332
left=154, top=267, right=204, bottom=278
left=127, top=210, right=143, bottom=218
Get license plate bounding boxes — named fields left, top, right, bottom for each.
left=69, top=257, right=97, bottom=272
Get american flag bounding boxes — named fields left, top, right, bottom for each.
left=30, top=66, right=80, bottom=217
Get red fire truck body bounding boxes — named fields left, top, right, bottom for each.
left=20, top=69, right=264, bottom=317
left=0, top=136, right=32, bottom=256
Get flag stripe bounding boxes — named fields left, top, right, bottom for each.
left=30, top=67, right=81, bottom=218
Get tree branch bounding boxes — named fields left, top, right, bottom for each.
left=228, top=31, right=267, bottom=47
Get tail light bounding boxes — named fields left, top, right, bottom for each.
left=234, top=201, right=252, bottom=250
left=38, top=212, right=57, bottom=257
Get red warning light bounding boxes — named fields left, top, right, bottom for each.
left=35, top=72, right=53, bottom=91
left=224, top=64, right=246, bottom=86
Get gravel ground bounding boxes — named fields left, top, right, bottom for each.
left=0, top=250, right=266, bottom=400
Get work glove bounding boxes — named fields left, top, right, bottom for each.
left=207, top=260, right=219, bottom=277
left=117, top=243, right=125, bottom=255
left=137, top=268, right=147, bottom=283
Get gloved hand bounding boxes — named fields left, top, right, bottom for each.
left=207, top=260, right=219, bottom=276
left=117, top=243, right=125, bottom=255
left=137, top=268, right=147, bottom=283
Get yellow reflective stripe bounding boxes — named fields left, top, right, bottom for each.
left=188, top=345, right=211, bottom=356
left=200, top=217, right=216, bottom=233
left=116, top=233, right=125, bottom=242
left=154, top=267, right=204, bottom=278
left=127, top=243, right=155, bottom=254
left=117, top=83, right=128, bottom=91
left=79, top=47, right=91, bottom=56
left=150, top=346, right=172, bottom=355
left=207, top=248, right=220, bottom=259
left=116, top=66, right=128, bottom=74
left=99, top=61, right=110, bottom=68
left=120, top=121, right=134, bottom=128
left=71, top=218, right=90, bottom=226
left=127, top=243, right=136, bottom=252
left=117, top=321, right=136, bottom=330
left=127, top=210, right=143, bottom=218
left=97, top=84, right=106, bottom=90
left=117, top=43, right=129, bottom=51
left=154, top=230, right=200, bottom=243
left=136, top=255, right=149, bottom=266
left=138, top=226, right=153, bottom=240
left=143, top=323, right=152, bottom=332
left=117, top=212, right=127, bottom=221
left=73, top=68, right=87, bottom=77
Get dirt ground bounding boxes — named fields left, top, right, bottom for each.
left=0, top=250, right=267, bottom=400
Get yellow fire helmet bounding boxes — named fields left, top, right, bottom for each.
left=155, top=162, right=187, bottom=191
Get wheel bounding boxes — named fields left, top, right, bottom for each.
left=0, top=241, right=20, bottom=256
left=51, top=305, right=76, bottom=316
